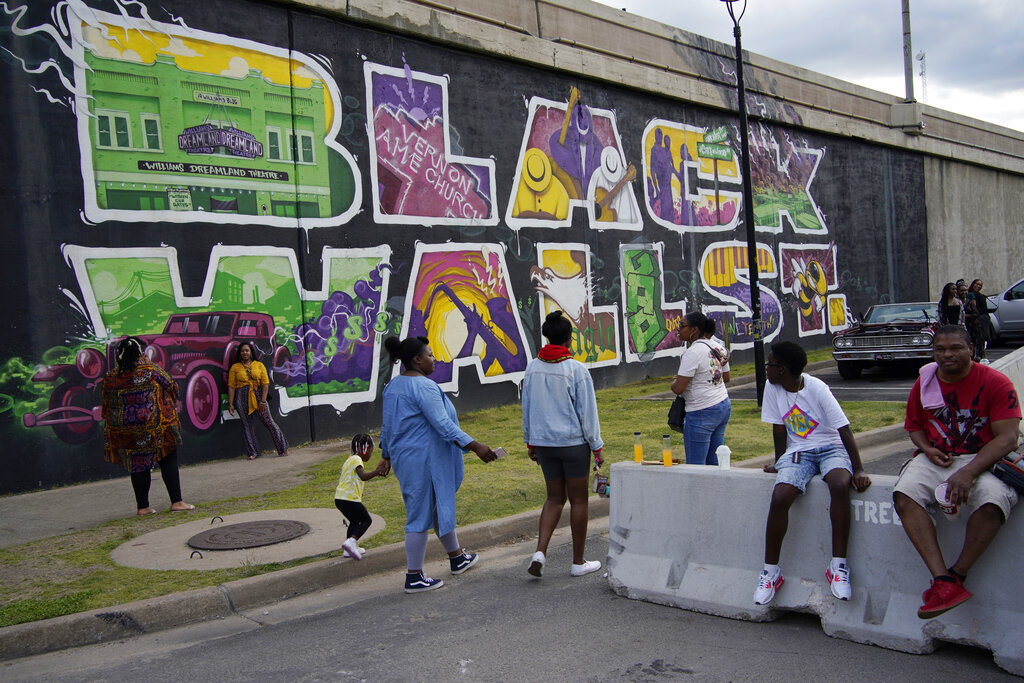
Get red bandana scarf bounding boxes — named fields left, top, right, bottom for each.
left=538, top=344, right=573, bottom=362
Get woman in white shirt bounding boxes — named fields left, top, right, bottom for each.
left=670, top=312, right=732, bottom=465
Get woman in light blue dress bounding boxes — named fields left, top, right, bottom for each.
left=380, top=335, right=497, bottom=593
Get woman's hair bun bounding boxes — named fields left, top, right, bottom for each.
left=383, top=336, right=401, bottom=354
left=544, top=310, right=564, bottom=323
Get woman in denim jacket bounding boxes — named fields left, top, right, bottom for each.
left=521, top=311, right=604, bottom=579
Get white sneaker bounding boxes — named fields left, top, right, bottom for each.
left=980, top=359, right=991, bottom=365
left=754, top=568, right=784, bottom=605
left=826, top=564, right=851, bottom=600
left=528, top=551, right=545, bottom=578
left=342, top=537, right=362, bottom=560
left=570, top=560, right=601, bottom=577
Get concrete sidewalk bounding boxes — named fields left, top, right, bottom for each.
left=0, top=439, right=350, bottom=548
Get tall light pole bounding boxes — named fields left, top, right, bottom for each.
left=722, top=0, right=766, bottom=405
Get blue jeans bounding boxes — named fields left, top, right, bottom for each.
left=683, top=398, right=731, bottom=465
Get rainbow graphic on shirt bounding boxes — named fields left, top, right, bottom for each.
left=783, top=404, right=819, bottom=438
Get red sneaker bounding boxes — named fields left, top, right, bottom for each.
left=918, top=577, right=973, bottom=619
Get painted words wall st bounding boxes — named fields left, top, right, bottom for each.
left=0, top=0, right=925, bottom=490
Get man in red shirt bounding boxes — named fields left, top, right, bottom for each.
left=894, top=325, right=1021, bottom=619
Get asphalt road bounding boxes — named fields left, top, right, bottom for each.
left=729, top=342, right=1021, bottom=403
left=6, top=526, right=1016, bottom=682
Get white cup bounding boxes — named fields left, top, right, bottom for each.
left=934, top=483, right=959, bottom=520
left=716, top=445, right=731, bottom=469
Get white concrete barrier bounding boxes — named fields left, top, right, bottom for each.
left=992, top=345, right=1024, bottom=416
left=606, top=463, right=1024, bottom=676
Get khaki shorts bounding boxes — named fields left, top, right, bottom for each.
left=893, top=453, right=1019, bottom=520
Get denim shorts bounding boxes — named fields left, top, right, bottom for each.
left=774, top=444, right=853, bottom=493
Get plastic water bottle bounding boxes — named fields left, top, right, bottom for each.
left=662, top=434, right=673, bottom=467
left=633, top=432, right=644, bottom=463
left=716, top=445, right=732, bottom=469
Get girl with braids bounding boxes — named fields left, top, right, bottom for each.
left=227, top=341, right=289, bottom=460
left=333, top=433, right=389, bottom=560
left=380, top=335, right=497, bottom=593
left=521, top=310, right=604, bottom=579
left=101, top=336, right=193, bottom=516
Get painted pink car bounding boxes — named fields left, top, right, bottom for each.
left=24, top=312, right=290, bottom=444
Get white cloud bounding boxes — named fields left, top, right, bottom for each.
left=220, top=56, right=250, bottom=79
left=158, top=37, right=200, bottom=58
left=81, top=26, right=142, bottom=63
left=292, top=64, right=320, bottom=81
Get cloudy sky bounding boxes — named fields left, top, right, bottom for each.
left=593, top=0, right=1024, bottom=133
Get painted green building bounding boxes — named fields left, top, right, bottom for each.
left=84, top=52, right=335, bottom=219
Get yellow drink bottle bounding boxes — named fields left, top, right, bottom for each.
left=633, top=432, right=643, bottom=463
left=662, top=434, right=672, bottom=466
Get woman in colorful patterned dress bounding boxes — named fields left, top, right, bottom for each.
left=101, top=336, right=193, bottom=516
left=227, top=341, right=289, bottom=460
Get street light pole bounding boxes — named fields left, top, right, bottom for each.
left=722, top=0, right=766, bottom=405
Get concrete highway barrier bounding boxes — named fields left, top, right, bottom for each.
left=606, top=462, right=1024, bottom=676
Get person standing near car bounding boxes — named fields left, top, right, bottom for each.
left=937, top=282, right=965, bottom=327
left=965, top=279, right=991, bottom=363
left=227, top=341, right=289, bottom=460
left=101, top=336, right=194, bottom=516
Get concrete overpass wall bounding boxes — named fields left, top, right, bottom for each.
left=334, top=0, right=1024, bottom=293
left=0, top=0, right=1018, bottom=491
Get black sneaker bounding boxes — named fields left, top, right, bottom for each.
left=404, top=571, right=443, bottom=593
left=449, top=551, right=479, bottom=575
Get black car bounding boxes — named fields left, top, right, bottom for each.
left=831, top=302, right=937, bottom=379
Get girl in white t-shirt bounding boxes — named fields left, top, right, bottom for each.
left=334, top=434, right=388, bottom=560
left=670, top=312, right=732, bottom=465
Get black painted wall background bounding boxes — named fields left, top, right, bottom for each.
left=0, top=0, right=927, bottom=492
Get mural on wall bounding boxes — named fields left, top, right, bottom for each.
left=748, top=125, right=827, bottom=235
left=62, top=4, right=362, bottom=226
left=779, top=243, right=849, bottom=336
left=364, top=57, right=497, bottom=225
left=506, top=86, right=642, bottom=231
left=643, top=120, right=826, bottom=237
left=619, top=243, right=687, bottom=362
left=401, top=243, right=530, bottom=391
left=20, top=245, right=393, bottom=448
left=0, top=0, right=920, bottom=493
left=643, top=120, right=741, bottom=232
left=532, top=243, right=619, bottom=367
left=700, top=241, right=782, bottom=348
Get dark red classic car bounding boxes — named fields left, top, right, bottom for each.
left=832, top=302, right=938, bottom=379
left=24, top=312, right=291, bottom=443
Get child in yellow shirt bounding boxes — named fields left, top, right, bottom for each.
left=335, top=434, right=388, bottom=559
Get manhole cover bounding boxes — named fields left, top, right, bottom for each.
left=187, top=520, right=311, bottom=551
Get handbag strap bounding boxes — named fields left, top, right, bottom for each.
left=694, top=339, right=724, bottom=363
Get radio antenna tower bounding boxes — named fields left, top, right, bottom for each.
left=915, top=50, right=927, bottom=102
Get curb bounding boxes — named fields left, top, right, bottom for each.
left=0, top=498, right=608, bottom=661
